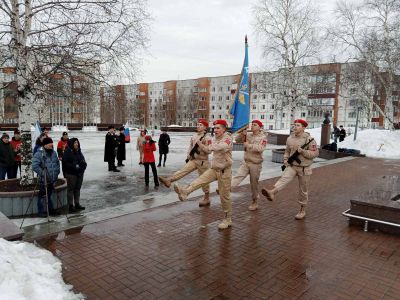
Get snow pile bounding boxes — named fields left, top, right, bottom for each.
left=268, top=128, right=400, bottom=159
left=0, top=239, right=83, bottom=300
left=339, top=129, right=400, bottom=159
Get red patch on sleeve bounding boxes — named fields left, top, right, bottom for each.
left=208, top=139, right=212, bottom=145
left=262, top=140, right=267, bottom=146
left=224, top=139, right=231, bottom=145
left=311, top=144, right=317, bottom=151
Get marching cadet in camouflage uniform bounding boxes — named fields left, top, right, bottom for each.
left=231, top=120, right=267, bottom=211
left=174, top=119, right=233, bottom=230
left=159, top=119, right=212, bottom=206
left=261, top=119, right=319, bottom=220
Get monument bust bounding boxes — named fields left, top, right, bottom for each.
left=323, top=112, right=330, bottom=124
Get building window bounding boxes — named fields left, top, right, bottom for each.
left=348, top=112, right=356, bottom=118
left=269, top=114, right=274, bottom=120
left=282, top=113, right=286, bottom=117
left=212, top=87, right=215, bottom=92
left=252, top=104, right=257, bottom=110
left=262, top=94, right=266, bottom=99
left=212, top=105, right=215, bottom=110
left=269, top=125, right=273, bottom=130
left=271, top=105, right=275, bottom=110
left=253, top=95, right=257, bottom=99
left=218, top=96, right=222, bottom=101
left=212, top=96, right=215, bottom=101
left=261, top=115, right=265, bottom=119
left=262, top=105, right=265, bottom=110
left=226, top=105, right=229, bottom=109
left=301, top=112, right=306, bottom=117
left=226, top=96, right=230, bottom=100
left=227, top=86, right=230, bottom=91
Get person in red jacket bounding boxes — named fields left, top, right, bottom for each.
left=10, top=129, right=22, bottom=178
left=143, top=135, right=159, bottom=188
left=57, top=132, right=69, bottom=160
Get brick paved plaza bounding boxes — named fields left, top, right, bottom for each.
left=51, top=158, right=400, bottom=299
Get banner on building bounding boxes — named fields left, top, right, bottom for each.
left=229, top=36, right=250, bottom=133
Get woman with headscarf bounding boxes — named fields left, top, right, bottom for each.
left=62, top=138, right=87, bottom=213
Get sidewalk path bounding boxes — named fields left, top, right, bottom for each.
left=54, top=157, right=400, bottom=299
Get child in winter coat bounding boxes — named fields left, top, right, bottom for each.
left=143, top=135, right=159, bottom=187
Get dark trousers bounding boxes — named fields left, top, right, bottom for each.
left=108, top=154, right=116, bottom=170
left=158, top=154, right=167, bottom=166
left=144, top=162, right=159, bottom=186
left=0, top=166, right=14, bottom=180
left=65, top=173, right=84, bottom=206
left=11, top=162, right=21, bottom=178
left=37, top=183, right=55, bottom=214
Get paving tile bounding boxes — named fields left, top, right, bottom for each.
left=47, top=158, right=400, bottom=299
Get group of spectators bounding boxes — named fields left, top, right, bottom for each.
left=0, top=129, right=21, bottom=180
left=0, top=128, right=87, bottom=217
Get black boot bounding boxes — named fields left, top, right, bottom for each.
left=112, top=167, right=120, bottom=172
left=69, top=205, right=77, bottom=213
left=75, top=204, right=85, bottom=211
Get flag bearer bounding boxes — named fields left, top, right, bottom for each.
left=231, top=120, right=267, bottom=211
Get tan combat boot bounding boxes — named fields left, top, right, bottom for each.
left=173, top=183, right=188, bottom=201
left=158, top=176, right=171, bottom=188
left=295, top=206, right=306, bottom=220
left=218, top=213, right=232, bottom=230
left=199, top=193, right=210, bottom=207
left=248, top=200, right=258, bottom=211
left=261, top=187, right=277, bottom=201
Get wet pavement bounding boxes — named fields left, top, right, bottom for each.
left=43, top=157, right=400, bottom=299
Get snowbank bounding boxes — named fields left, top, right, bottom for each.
left=0, top=239, right=83, bottom=300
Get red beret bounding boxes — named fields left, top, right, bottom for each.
left=198, top=119, right=209, bottom=127
left=144, top=135, right=152, bottom=140
left=252, top=120, right=263, bottom=128
left=294, top=119, right=308, bottom=127
left=213, top=119, right=228, bottom=127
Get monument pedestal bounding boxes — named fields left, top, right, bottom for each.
left=320, top=123, right=331, bottom=148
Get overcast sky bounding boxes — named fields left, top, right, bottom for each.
left=139, top=0, right=337, bottom=83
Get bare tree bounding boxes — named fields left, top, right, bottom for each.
left=0, top=0, right=150, bottom=184
left=328, top=0, right=400, bottom=129
left=252, top=0, right=322, bottom=128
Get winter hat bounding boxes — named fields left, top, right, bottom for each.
left=252, top=120, right=263, bottom=128
left=42, top=137, right=53, bottom=146
left=294, top=119, right=308, bottom=128
left=144, top=135, right=152, bottom=140
left=62, top=131, right=68, bottom=136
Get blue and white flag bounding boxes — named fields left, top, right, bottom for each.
left=124, top=122, right=131, bottom=143
left=229, top=36, right=250, bottom=133
left=32, top=121, right=42, bottom=151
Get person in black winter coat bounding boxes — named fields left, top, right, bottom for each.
left=104, top=125, right=120, bottom=172
left=62, top=138, right=87, bottom=213
left=339, top=125, right=346, bottom=142
left=0, top=133, right=16, bottom=180
left=158, top=130, right=170, bottom=167
left=117, top=126, right=126, bottom=167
